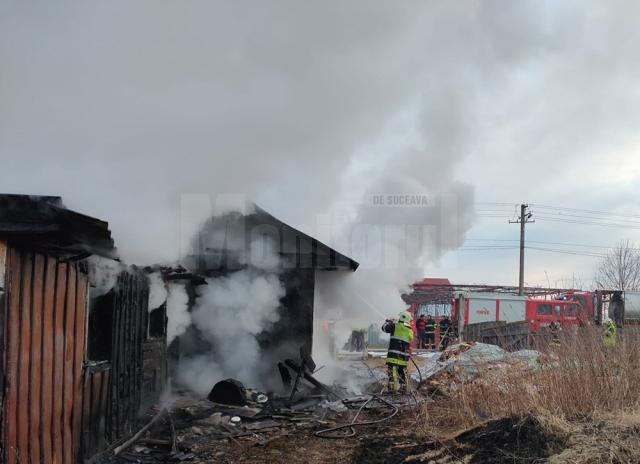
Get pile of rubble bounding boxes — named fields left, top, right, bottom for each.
left=422, top=342, right=541, bottom=393
left=99, top=342, right=544, bottom=462
left=103, top=388, right=409, bottom=463
left=102, top=350, right=417, bottom=463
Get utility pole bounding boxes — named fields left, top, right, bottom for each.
left=510, top=204, right=534, bottom=296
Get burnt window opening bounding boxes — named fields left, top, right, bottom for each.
left=149, top=302, right=167, bottom=339
left=87, top=290, right=115, bottom=362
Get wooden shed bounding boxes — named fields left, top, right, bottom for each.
left=0, top=195, right=167, bottom=463
left=178, top=205, right=359, bottom=385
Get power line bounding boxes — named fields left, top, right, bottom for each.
left=452, top=247, right=519, bottom=251
left=525, top=246, right=607, bottom=258
left=531, top=203, right=640, bottom=220
left=535, top=216, right=640, bottom=229
left=467, top=238, right=637, bottom=250
left=475, top=202, right=520, bottom=207
left=476, top=202, right=640, bottom=220
left=456, top=246, right=519, bottom=250
left=476, top=213, right=640, bottom=227
left=535, top=211, right=640, bottom=224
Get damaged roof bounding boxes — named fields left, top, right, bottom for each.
left=255, top=205, right=359, bottom=271
left=0, top=194, right=115, bottom=257
left=189, top=203, right=359, bottom=273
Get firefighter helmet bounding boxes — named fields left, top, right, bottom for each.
left=398, top=311, right=412, bottom=325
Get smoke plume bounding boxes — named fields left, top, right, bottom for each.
left=166, top=283, right=190, bottom=344
left=87, top=256, right=125, bottom=297
left=177, top=236, right=285, bottom=392
left=8, top=1, right=624, bottom=388
left=147, top=271, right=168, bottom=311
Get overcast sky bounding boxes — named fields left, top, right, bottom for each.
left=2, top=0, right=640, bottom=289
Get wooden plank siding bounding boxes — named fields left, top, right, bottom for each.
left=105, top=270, right=150, bottom=444
left=0, top=241, right=7, bottom=460
left=52, top=261, right=68, bottom=464
left=141, top=339, right=167, bottom=411
left=29, top=253, right=44, bottom=464
left=81, top=365, right=110, bottom=460
left=2, top=247, right=88, bottom=464
left=1, top=250, right=163, bottom=463
left=4, top=247, right=21, bottom=463
left=41, top=256, right=57, bottom=464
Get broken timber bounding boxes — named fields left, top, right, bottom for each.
left=113, top=408, right=168, bottom=455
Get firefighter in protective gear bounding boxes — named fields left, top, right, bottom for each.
left=603, top=319, right=617, bottom=346
left=424, top=315, right=436, bottom=349
left=382, top=311, right=414, bottom=393
left=549, top=321, right=561, bottom=347
left=438, top=316, right=452, bottom=351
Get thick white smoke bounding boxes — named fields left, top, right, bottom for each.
left=311, top=174, right=474, bottom=362
left=4, top=1, right=640, bottom=289
left=166, top=283, right=190, bottom=344
left=177, top=237, right=285, bottom=392
left=147, top=271, right=168, bottom=311
left=87, top=256, right=126, bottom=297
left=175, top=354, right=222, bottom=397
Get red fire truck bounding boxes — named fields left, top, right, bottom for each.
left=451, top=292, right=593, bottom=333
left=405, top=278, right=640, bottom=348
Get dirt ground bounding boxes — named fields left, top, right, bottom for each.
left=208, top=413, right=640, bottom=464
left=104, top=352, right=640, bottom=464
left=106, top=402, right=640, bottom=464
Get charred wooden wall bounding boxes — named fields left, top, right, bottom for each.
left=142, top=339, right=167, bottom=410
left=144, top=301, right=168, bottom=406
left=81, top=364, right=110, bottom=459
left=2, top=245, right=88, bottom=464
left=258, top=268, right=316, bottom=359
left=106, top=270, right=149, bottom=442
left=81, top=270, right=166, bottom=460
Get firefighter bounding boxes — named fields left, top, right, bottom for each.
left=416, top=314, right=427, bottom=349
left=382, top=311, right=414, bottom=393
left=424, top=314, right=436, bottom=350
left=549, top=321, right=561, bottom=347
left=439, top=315, right=452, bottom=351
left=603, top=319, right=617, bottom=346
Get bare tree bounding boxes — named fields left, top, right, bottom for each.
left=594, top=240, right=640, bottom=290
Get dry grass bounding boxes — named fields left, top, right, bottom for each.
left=419, top=326, right=640, bottom=434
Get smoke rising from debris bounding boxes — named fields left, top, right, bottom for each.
left=147, top=272, right=168, bottom=312
left=0, top=1, right=494, bottom=265
left=177, top=236, right=285, bottom=392
left=166, top=283, right=191, bottom=345
left=87, top=256, right=125, bottom=297
left=6, top=1, right=637, bottom=390
left=2, top=2, right=639, bottom=288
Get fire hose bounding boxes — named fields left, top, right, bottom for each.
left=313, top=394, right=399, bottom=439
left=411, top=356, right=423, bottom=389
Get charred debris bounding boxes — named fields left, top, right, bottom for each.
left=103, top=347, right=404, bottom=464
left=0, top=194, right=377, bottom=464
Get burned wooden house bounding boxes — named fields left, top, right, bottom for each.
left=176, top=205, right=359, bottom=385
left=0, top=194, right=167, bottom=463
left=0, top=195, right=358, bottom=461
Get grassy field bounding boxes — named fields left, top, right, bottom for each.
left=413, top=326, right=640, bottom=462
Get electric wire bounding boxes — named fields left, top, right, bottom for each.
left=524, top=246, right=607, bottom=258
left=467, top=239, right=638, bottom=250
left=530, top=203, right=640, bottom=220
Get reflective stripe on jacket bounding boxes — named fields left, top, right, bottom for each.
left=382, top=321, right=413, bottom=366
left=604, top=322, right=617, bottom=346
left=424, top=319, right=436, bottom=333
